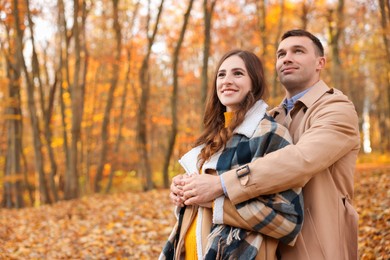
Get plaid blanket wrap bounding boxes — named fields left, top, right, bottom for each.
left=160, top=101, right=303, bottom=259
left=203, top=113, right=303, bottom=259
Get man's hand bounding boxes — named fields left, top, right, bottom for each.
left=181, top=174, right=224, bottom=206
left=169, top=174, right=185, bottom=207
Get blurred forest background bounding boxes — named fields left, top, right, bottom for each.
left=0, top=0, right=389, bottom=259
left=0, top=0, right=389, bottom=208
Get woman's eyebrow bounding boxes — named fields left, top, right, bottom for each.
left=231, top=68, right=246, bottom=71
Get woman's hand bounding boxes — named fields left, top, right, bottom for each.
left=170, top=174, right=185, bottom=207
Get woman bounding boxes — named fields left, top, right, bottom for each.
left=160, top=50, right=303, bottom=260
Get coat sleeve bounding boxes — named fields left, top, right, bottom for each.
left=214, top=188, right=303, bottom=246
left=221, top=94, right=360, bottom=205
left=213, top=118, right=303, bottom=246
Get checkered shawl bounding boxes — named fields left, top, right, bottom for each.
left=160, top=101, right=303, bottom=260
left=203, top=112, right=303, bottom=259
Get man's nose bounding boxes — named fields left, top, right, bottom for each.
left=283, top=52, right=293, bottom=63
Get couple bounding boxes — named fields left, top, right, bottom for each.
left=161, top=29, right=360, bottom=260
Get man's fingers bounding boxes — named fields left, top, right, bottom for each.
left=183, top=187, right=200, bottom=201
left=182, top=179, right=194, bottom=193
left=183, top=188, right=195, bottom=200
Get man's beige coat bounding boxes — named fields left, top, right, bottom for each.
left=221, top=80, right=360, bottom=260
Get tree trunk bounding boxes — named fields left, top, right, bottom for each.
left=162, top=0, right=195, bottom=188
left=2, top=27, right=24, bottom=208
left=65, top=0, right=84, bottom=199
left=300, top=0, right=311, bottom=30
left=3, top=82, right=24, bottom=208
left=272, top=0, right=285, bottom=99
left=137, top=0, right=165, bottom=191
left=83, top=64, right=103, bottom=194
left=200, top=0, right=217, bottom=121
left=24, top=0, right=59, bottom=202
left=378, top=0, right=390, bottom=151
left=14, top=0, right=52, bottom=205
left=106, top=56, right=129, bottom=193
left=256, top=0, right=267, bottom=57
left=327, top=0, right=345, bottom=93
left=94, top=0, right=122, bottom=192
left=56, top=0, right=70, bottom=195
left=256, top=0, right=273, bottom=97
left=106, top=2, right=141, bottom=193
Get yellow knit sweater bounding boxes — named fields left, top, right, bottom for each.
left=184, top=111, right=234, bottom=259
left=184, top=214, right=198, bottom=259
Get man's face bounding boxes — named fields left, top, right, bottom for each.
left=276, top=36, right=325, bottom=97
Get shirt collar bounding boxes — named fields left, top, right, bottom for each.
left=282, top=80, right=333, bottom=112
left=298, top=80, right=333, bottom=108
left=271, top=80, right=333, bottom=118
left=283, top=87, right=312, bottom=112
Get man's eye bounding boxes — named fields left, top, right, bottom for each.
left=295, top=49, right=304, bottom=53
left=277, top=53, right=285, bottom=58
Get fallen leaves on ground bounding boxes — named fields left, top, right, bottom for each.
left=355, top=164, right=390, bottom=260
left=0, top=190, right=176, bottom=259
left=0, top=164, right=388, bottom=259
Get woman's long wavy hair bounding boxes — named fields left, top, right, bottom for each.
left=195, top=50, right=267, bottom=169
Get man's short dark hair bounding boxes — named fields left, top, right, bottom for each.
left=281, top=29, right=324, bottom=57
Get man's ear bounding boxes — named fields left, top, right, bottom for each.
left=317, top=56, right=326, bottom=70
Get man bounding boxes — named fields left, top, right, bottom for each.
left=171, top=29, right=360, bottom=259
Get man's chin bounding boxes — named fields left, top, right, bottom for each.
left=280, top=77, right=298, bottom=86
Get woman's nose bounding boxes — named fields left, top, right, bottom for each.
left=222, top=74, right=233, bottom=84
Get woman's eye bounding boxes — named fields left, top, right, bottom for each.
left=217, top=72, right=225, bottom=77
left=234, top=71, right=243, bottom=76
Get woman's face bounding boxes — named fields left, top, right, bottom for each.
left=216, top=55, right=252, bottom=112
